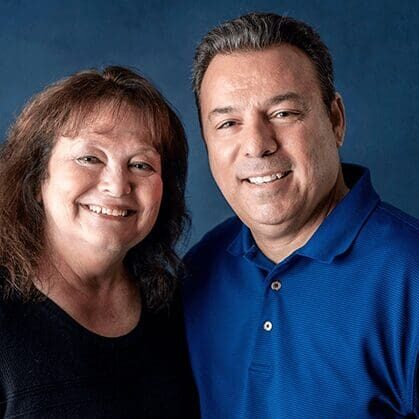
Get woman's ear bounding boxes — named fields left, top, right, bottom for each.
left=36, top=185, right=42, bottom=204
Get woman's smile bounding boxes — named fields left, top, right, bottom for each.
left=80, top=203, right=136, bottom=218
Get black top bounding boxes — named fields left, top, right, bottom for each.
left=0, top=294, right=200, bottom=418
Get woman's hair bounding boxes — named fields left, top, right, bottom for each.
left=0, top=66, right=189, bottom=310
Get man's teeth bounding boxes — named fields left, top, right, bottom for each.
left=248, top=172, right=288, bottom=185
left=87, top=205, right=128, bottom=217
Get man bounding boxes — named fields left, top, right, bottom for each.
left=183, top=12, right=419, bottom=418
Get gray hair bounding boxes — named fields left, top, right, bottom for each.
left=193, top=12, right=335, bottom=114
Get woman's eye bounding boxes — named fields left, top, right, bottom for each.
left=76, top=156, right=101, bottom=165
left=130, top=162, right=153, bottom=171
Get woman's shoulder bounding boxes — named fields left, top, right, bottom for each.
left=0, top=294, right=23, bottom=317
left=0, top=270, right=26, bottom=322
left=0, top=295, right=33, bottom=332
left=144, top=288, right=183, bottom=325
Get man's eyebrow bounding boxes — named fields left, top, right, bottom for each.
left=207, top=106, right=235, bottom=122
left=207, top=92, right=307, bottom=121
left=265, top=92, right=306, bottom=108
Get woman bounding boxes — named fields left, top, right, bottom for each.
left=0, top=66, right=199, bottom=417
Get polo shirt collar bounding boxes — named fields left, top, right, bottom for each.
left=227, top=164, right=380, bottom=264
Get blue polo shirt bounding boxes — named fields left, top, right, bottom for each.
left=183, top=164, right=419, bottom=418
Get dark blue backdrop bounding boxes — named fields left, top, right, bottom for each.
left=1, top=0, right=418, bottom=248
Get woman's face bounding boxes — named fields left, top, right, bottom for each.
left=40, top=104, right=163, bottom=258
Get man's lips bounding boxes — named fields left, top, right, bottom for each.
left=80, top=203, right=136, bottom=218
left=245, top=170, right=292, bottom=185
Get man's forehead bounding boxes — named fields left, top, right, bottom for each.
left=200, top=46, right=320, bottom=117
left=203, top=45, right=317, bottom=83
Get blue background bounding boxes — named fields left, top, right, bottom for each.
left=1, top=0, right=418, bottom=248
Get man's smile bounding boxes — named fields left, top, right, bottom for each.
left=246, top=170, right=292, bottom=185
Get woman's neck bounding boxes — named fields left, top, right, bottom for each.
left=36, top=245, right=141, bottom=337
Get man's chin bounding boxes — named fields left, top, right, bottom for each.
left=240, top=211, right=291, bottom=231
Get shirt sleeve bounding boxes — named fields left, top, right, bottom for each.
left=413, top=351, right=419, bottom=416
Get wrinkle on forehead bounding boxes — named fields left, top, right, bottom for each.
left=58, top=99, right=161, bottom=151
left=201, top=45, right=322, bottom=111
left=61, top=100, right=137, bottom=135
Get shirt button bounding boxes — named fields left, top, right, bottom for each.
left=263, top=321, right=273, bottom=331
left=271, top=280, right=282, bottom=291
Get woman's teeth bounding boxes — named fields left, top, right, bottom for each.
left=87, top=205, right=129, bottom=217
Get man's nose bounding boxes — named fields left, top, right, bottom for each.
left=242, top=118, right=279, bottom=158
left=99, top=165, right=132, bottom=197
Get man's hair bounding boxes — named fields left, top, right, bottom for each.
left=193, top=12, right=336, bottom=116
left=0, top=66, right=189, bottom=310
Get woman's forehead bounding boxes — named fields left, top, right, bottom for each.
left=60, top=100, right=162, bottom=149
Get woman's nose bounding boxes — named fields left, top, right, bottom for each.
left=99, top=166, right=132, bottom=197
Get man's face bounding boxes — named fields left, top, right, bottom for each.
left=199, top=45, right=345, bottom=239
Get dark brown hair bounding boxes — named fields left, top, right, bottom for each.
left=0, top=66, right=189, bottom=310
left=193, top=12, right=336, bottom=117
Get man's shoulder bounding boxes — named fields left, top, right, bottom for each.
left=185, top=216, right=242, bottom=264
left=376, top=201, right=419, bottom=232
left=372, top=201, right=419, bottom=247
left=360, top=200, right=419, bottom=267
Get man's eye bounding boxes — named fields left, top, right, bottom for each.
left=272, top=110, right=299, bottom=119
left=217, top=120, right=236, bottom=129
left=76, top=156, right=101, bottom=165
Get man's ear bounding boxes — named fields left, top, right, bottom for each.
left=330, top=93, right=346, bottom=147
